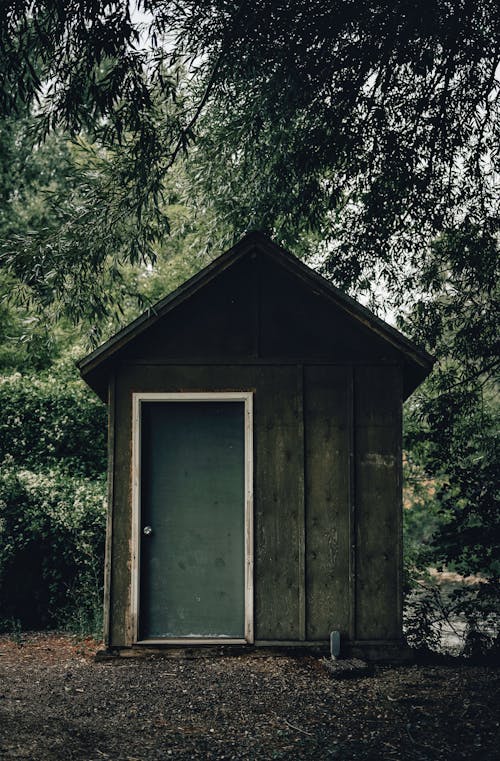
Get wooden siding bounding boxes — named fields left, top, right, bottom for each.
left=80, top=234, right=434, bottom=403
left=259, top=256, right=402, bottom=363
left=108, top=361, right=403, bottom=647
left=103, top=374, right=116, bottom=647
left=116, top=252, right=403, bottom=368
left=253, top=366, right=304, bottom=641
left=111, top=365, right=304, bottom=645
left=122, top=256, right=258, bottom=362
left=82, top=236, right=429, bottom=649
left=304, top=365, right=352, bottom=641
left=110, top=370, right=133, bottom=646
left=354, top=366, right=402, bottom=640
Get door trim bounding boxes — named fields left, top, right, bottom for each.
left=131, top=391, right=254, bottom=645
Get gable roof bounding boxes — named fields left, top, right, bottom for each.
left=78, top=231, right=434, bottom=399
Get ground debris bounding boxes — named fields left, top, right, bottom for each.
left=0, top=632, right=498, bottom=760
left=321, top=657, right=371, bottom=679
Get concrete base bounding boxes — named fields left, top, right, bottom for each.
left=322, top=657, right=371, bottom=679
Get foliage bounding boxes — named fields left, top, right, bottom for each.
left=190, top=1, right=498, bottom=282
left=403, top=453, right=498, bottom=658
left=1, top=1, right=498, bottom=311
left=0, top=116, right=91, bottom=361
left=0, top=290, right=60, bottom=373
left=404, top=578, right=499, bottom=657
left=0, top=2, right=199, bottom=325
left=0, top=361, right=107, bottom=479
left=0, top=110, right=220, bottom=339
left=0, top=116, right=73, bottom=238
left=0, top=361, right=107, bottom=634
left=403, top=223, right=499, bottom=580
left=401, top=221, right=499, bottom=654
left=404, top=583, right=448, bottom=653
left=0, top=120, right=110, bottom=630
left=0, top=115, right=156, bottom=335
left=402, top=467, right=442, bottom=592
left=403, top=386, right=499, bottom=655
left=0, top=464, right=106, bottom=635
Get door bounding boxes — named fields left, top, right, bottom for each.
left=133, top=393, right=253, bottom=643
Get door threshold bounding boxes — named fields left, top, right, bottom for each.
left=136, top=638, right=248, bottom=646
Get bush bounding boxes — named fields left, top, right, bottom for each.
left=0, top=361, right=107, bottom=635
left=0, top=366, right=107, bottom=478
left=0, top=464, right=106, bottom=634
left=403, top=406, right=499, bottom=657
left=404, top=577, right=499, bottom=657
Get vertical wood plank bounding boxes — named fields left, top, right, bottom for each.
left=254, top=250, right=261, bottom=359
left=110, top=372, right=134, bottom=646
left=304, top=366, right=351, bottom=640
left=348, top=367, right=356, bottom=641
left=297, top=365, right=306, bottom=641
left=254, top=366, right=303, bottom=640
left=354, top=365, right=402, bottom=641
left=103, top=373, right=115, bottom=647
left=396, top=379, right=404, bottom=636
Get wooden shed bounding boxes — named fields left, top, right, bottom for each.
left=78, top=232, right=433, bottom=659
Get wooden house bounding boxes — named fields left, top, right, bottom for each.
left=78, top=232, right=434, bottom=659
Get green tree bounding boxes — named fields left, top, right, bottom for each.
left=0, top=116, right=83, bottom=369
left=402, top=223, right=499, bottom=653
left=404, top=222, right=498, bottom=578
left=1, top=1, right=498, bottom=308
left=0, top=110, right=210, bottom=343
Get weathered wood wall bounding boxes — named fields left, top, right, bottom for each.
left=304, top=365, right=352, bottom=641
left=109, top=362, right=402, bottom=647
left=105, top=251, right=404, bottom=647
left=354, top=366, right=403, bottom=641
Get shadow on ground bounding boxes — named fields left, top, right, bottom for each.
left=0, top=633, right=498, bottom=760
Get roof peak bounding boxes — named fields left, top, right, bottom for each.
left=78, top=232, right=434, bottom=400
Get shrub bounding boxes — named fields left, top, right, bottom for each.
left=0, top=464, right=106, bottom=634
left=0, top=367, right=107, bottom=478
left=0, top=362, right=107, bottom=635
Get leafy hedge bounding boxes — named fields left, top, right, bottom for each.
left=0, top=365, right=107, bottom=634
left=0, top=466, right=106, bottom=632
left=0, top=368, right=107, bottom=478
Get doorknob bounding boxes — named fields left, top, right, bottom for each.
left=143, top=525, right=153, bottom=536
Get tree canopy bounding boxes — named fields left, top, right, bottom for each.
left=1, top=1, right=498, bottom=308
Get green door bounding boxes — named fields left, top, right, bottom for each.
left=139, top=400, right=247, bottom=640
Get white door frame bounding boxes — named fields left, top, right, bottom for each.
left=131, top=391, right=254, bottom=645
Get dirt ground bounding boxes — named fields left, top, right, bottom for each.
left=0, top=633, right=498, bottom=760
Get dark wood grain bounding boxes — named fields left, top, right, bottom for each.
left=304, top=365, right=352, bottom=640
